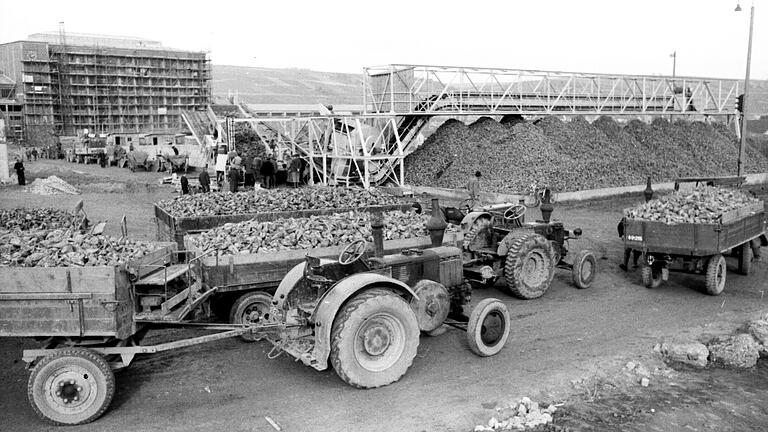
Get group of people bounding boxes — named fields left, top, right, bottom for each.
left=179, top=150, right=305, bottom=196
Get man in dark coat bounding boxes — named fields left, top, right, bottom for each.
left=180, top=174, right=189, bottom=195
left=228, top=162, right=240, bottom=193
left=260, top=156, right=275, bottom=189
left=198, top=165, right=210, bottom=193
left=14, top=157, right=25, bottom=186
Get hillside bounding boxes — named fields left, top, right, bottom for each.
left=211, top=65, right=362, bottom=104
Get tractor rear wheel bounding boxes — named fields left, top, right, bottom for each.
left=330, top=289, right=419, bottom=389
left=705, top=254, right=727, bottom=295
left=738, top=242, right=753, bottom=276
left=503, top=233, right=555, bottom=299
left=230, top=291, right=273, bottom=342
left=28, top=348, right=115, bottom=426
left=467, top=298, right=511, bottom=357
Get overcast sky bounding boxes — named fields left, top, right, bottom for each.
left=0, top=0, right=765, bottom=79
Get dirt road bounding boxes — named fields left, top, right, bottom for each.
left=2, top=161, right=768, bottom=431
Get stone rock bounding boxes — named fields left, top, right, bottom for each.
left=517, top=404, right=527, bottom=415
left=746, top=318, right=768, bottom=357
left=544, top=404, right=558, bottom=414
left=640, top=377, right=650, bottom=387
left=707, top=334, right=760, bottom=369
left=659, top=340, right=709, bottom=368
left=624, top=361, right=637, bottom=371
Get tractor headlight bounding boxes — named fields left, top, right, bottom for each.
left=480, top=265, right=496, bottom=281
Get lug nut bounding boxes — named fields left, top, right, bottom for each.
left=69, top=380, right=75, bottom=385
left=77, top=387, right=82, bottom=392
left=55, top=391, right=61, bottom=396
left=58, top=382, right=65, bottom=387
left=74, top=396, right=79, bottom=401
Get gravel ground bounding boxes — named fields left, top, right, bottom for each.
left=2, top=160, right=768, bottom=431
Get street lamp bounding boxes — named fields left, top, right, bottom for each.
left=736, top=1, right=754, bottom=178
left=670, top=51, right=676, bottom=77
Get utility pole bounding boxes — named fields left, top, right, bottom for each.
left=736, top=2, right=754, bottom=178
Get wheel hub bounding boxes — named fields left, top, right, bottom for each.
left=362, top=324, right=391, bottom=356
left=47, top=370, right=94, bottom=410
left=481, top=311, right=505, bottom=347
left=581, top=260, right=593, bottom=280
left=522, top=251, right=547, bottom=286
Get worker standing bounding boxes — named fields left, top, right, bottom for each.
left=244, top=157, right=255, bottom=188
left=228, top=159, right=240, bottom=193
left=467, top=171, right=481, bottom=207
left=198, top=164, right=211, bottom=193
left=288, top=154, right=302, bottom=188
left=215, top=151, right=227, bottom=189
left=617, top=217, right=641, bottom=271
left=180, top=174, right=189, bottom=195
left=13, top=157, right=25, bottom=186
left=260, top=156, right=275, bottom=189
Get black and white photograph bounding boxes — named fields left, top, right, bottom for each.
left=1, top=0, right=768, bottom=430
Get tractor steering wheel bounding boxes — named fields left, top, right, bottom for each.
left=503, top=204, right=526, bottom=221
left=338, top=239, right=368, bottom=265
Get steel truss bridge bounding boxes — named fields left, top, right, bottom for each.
left=231, top=64, right=742, bottom=188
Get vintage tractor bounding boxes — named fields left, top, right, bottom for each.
left=460, top=204, right=597, bottom=299
left=241, top=213, right=512, bottom=388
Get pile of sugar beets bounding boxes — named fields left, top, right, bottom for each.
left=157, top=187, right=401, bottom=217
left=0, top=208, right=160, bottom=268
left=188, top=211, right=457, bottom=256
left=624, top=186, right=761, bottom=224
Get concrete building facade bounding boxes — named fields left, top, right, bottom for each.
left=0, top=32, right=211, bottom=142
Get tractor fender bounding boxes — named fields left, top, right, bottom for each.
left=273, top=258, right=336, bottom=309
left=309, top=273, right=418, bottom=370
left=460, top=211, right=492, bottom=232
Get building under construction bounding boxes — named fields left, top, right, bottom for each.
left=0, top=31, right=211, bottom=142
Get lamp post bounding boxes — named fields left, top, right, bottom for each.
left=736, top=1, right=755, bottom=178
left=670, top=51, right=677, bottom=77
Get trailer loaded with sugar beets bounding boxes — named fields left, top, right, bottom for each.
left=0, top=202, right=510, bottom=426
left=623, top=181, right=768, bottom=294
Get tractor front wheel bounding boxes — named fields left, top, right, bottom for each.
left=571, top=250, right=597, bottom=289
left=467, top=298, right=511, bottom=357
left=330, top=288, right=419, bottom=389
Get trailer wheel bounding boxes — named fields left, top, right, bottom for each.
left=230, top=292, right=273, bottom=342
left=738, top=242, right=753, bottom=276
left=571, top=250, right=597, bottom=289
left=467, top=298, right=511, bottom=357
left=705, top=254, right=727, bottom=295
left=27, top=348, right=115, bottom=426
left=641, top=265, right=663, bottom=289
left=330, top=288, right=419, bottom=388
left=503, top=233, right=555, bottom=299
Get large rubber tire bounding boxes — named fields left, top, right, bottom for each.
left=738, top=242, right=753, bottom=276
left=463, top=217, right=493, bottom=251
left=503, top=233, right=555, bottom=299
left=571, top=249, right=597, bottom=289
left=229, top=291, right=273, bottom=342
left=467, top=298, right=511, bottom=357
left=28, top=348, right=115, bottom=426
left=640, top=265, right=663, bottom=289
left=705, top=254, right=727, bottom=296
left=330, top=288, right=420, bottom=389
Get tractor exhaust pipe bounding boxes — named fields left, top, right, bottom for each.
left=371, top=211, right=384, bottom=258
left=426, top=198, right=448, bottom=247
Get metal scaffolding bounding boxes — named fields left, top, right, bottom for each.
left=236, top=64, right=743, bottom=189
left=364, top=64, right=741, bottom=116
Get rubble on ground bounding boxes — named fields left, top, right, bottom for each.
left=475, top=397, right=557, bottom=431
left=25, top=175, right=81, bottom=195
left=707, top=334, right=760, bottom=369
